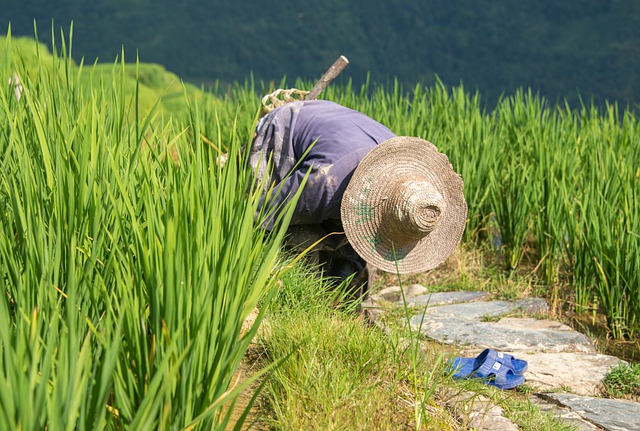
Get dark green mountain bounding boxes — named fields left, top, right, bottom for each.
left=4, top=0, right=639, bottom=108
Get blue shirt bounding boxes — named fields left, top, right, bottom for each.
left=249, top=100, right=396, bottom=228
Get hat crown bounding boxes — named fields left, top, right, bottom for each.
left=385, top=180, right=445, bottom=242
left=341, top=136, right=467, bottom=274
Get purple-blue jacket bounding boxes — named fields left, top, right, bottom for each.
left=249, top=100, right=396, bottom=228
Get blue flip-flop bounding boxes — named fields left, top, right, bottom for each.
left=450, top=348, right=528, bottom=378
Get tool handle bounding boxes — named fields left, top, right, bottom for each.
left=306, top=55, right=349, bottom=100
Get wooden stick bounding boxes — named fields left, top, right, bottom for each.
left=306, top=55, right=349, bottom=100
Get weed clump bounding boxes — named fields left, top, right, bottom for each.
left=603, top=363, right=640, bottom=400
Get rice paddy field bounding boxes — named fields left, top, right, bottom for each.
left=1, top=32, right=638, bottom=429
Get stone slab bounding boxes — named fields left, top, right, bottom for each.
left=531, top=396, right=601, bottom=431
left=522, top=352, right=625, bottom=395
left=410, top=315, right=595, bottom=353
left=420, top=298, right=549, bottom=320
left=496, top=317, right=577, bottom=332
left=542, top=393, right=640, bottom=431
left=404, top=291, right=490, bottom=307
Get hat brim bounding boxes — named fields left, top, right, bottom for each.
left=340, top=136, right=467, bottom=274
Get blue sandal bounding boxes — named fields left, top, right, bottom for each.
left=470, top=355, right=526, bottom=390
left=449, top=349, right=527, bottom=390
left=451, top=348, right=528, bottom=377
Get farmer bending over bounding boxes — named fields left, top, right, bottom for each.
left=249, top=99, right=467, bottom=302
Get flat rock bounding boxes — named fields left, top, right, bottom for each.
left=496, top=317, right=576, bottom=332
left=404, top=291, right=490, bottom=307
left=542, top=393, right=640, bottom=431
left=411, top=307, right=596, bottom=353
left=531, top=396, right=601, bottom=431
left=420, top=298, right=549, bottom=320
left=522, top=352, right=626, bottom=395
left=415, top=317, right=596, bottom=353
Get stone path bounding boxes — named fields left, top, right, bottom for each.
left=364, top=285, right=640, bottom=431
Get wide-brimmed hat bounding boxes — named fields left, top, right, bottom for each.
left=341, top=136, right=467, bottom=274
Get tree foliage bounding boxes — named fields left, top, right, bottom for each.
left=4, top=0, right=640, bottom=108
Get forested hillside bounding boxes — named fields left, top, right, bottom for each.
left=4, top=0, right=640, bottom=108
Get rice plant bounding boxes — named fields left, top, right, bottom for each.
left=0, top=28, right=299, bottom=430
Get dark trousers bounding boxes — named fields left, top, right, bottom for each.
left=285, top=221, right=373, bottom=304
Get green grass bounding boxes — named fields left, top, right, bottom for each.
left=254, top=261, right=454, bottom=430
left=248, top=258, right=577, bottom=430
left=603, top=363, right=640, bottom=400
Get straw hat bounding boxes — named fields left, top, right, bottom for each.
left=341, top=136, right=467, bottom=274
